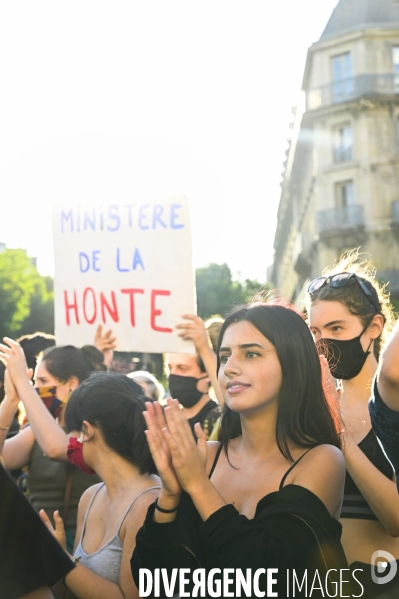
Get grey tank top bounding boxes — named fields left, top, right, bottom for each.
left=74, top=483, right=160, bottom=584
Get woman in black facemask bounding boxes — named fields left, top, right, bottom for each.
left=307, top=251, right=399, bottom=598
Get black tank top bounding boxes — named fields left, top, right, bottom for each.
left=340, top=428, right=393, bottom=520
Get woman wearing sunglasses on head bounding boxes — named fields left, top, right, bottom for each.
left=306, top=251, right=399, bottom=598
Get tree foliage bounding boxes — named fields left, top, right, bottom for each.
left=195, top=263, right=266, bottom=320
left=0, top=249, right=54, bottom=338
left=17, top=275, right=54, bottom=337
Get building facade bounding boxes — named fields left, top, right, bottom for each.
left=270, top=0, right=399, bottom=304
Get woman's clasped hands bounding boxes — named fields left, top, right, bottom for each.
left=143, top=399, right=208, bottom=500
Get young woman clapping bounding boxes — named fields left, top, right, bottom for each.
left=131, top=301, right=349, bottom=598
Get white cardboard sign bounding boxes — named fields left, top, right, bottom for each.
left=52, top=197, right=196, bottom=353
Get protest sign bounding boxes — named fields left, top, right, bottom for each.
left=52, top=197, right=196, bottom=353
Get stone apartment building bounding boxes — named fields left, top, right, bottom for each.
left=270, top=0, right=399, bottom=304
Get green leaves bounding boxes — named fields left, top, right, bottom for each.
left=195, top=263, right=266, bottom=319
left=0, top=249, right=54, bottom=338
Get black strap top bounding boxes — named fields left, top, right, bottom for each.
left=340, top=428, right=393, bottom=520
left=208, top=443, right=313, bottom=488
left=208, top=443, right=223, bottom=479
left=279, top=448, right=313, bottom=489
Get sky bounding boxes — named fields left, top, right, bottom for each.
left=0, top=1, right=339, bottom=283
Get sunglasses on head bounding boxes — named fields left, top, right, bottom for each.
left=307, top=272, right=378, bottom=312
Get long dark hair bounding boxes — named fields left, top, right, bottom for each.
left=217, top=301, right=341, bottom=461
left=65, top=372, right=156, bottom=475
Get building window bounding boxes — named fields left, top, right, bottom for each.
left=394, top=47, right=399, bottom=92
left=335, top=180, right=355, bottom=208
left=332, top=53, right=353, bottom=103
left=333, top=124, right=353, bottom=163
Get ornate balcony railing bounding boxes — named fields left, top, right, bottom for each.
left=317, top=205, right=364, bottom=235
left=306, top=74, right=399, bottom=111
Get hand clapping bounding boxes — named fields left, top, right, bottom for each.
left=144, top=398, right=208, bottom=496
left=0, top=338, right=33, bottom=387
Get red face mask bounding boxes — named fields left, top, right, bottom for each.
left=67, top=436, right=96, bottom=475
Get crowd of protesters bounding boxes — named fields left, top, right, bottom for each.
left=1, top=251, right=399, bottom=598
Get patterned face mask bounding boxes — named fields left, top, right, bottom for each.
left=35, top=385, right=69, bottom=419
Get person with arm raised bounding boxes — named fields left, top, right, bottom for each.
left=307, top=251, right=399, bottom=597
left=369, top=315, right=399, bottom=492
left=0, top=341, right=106, bottom=546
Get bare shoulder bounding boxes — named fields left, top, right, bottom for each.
left=131, top=483, right=161, bottom=509
left=291, top=444, right=345, bottom=517
left=294, top=444, right=345, bottom=481
left=122, top=483, right=161, bottom=540
left=305, top=444, right=344, bottom=467
left=78, top=483, right=103, bottom=512
left=127, top=480, right=161, bottom=519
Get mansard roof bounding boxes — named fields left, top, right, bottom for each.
left=321, top=0, right=399, bottom=40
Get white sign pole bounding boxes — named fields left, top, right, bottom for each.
left=52, top=197, right=196, bottom=353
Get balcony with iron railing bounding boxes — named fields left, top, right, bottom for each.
left=317, top=205, right=364, bottom=235
left=306, top=74, right=399, bottom=111
left=333, top=146, right=352, bottom=164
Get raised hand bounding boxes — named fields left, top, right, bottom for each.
left=4, top=368, right=19, bottom=406
left=39, top=509, right=67, bottom=551
left=176, top=314, right=210, bottom=354
left=161, top=399, right=208, bottom=494
left=94, top=325, right=117, bottom=369
left=0, top=338, right=33, bottom=387
left=143, top=400, right=181, bottom=499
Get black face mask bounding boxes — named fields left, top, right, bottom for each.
left=168, top=374, right=209, bottom=408
left=323, top=325, right=373, bottom=380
